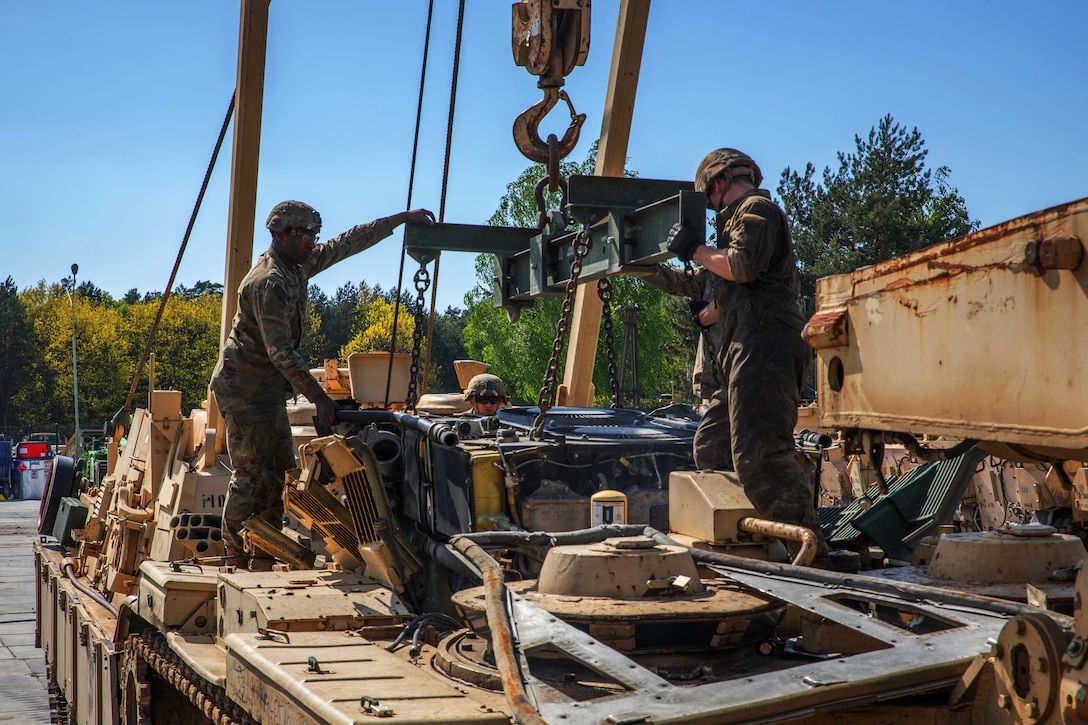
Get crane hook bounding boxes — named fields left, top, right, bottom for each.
left=513, top=87, right=586, bottom=165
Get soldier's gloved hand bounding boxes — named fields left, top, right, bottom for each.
left=688, top=299, right=713, bottom=329
left=666, top=223, right=701, bottom=264
left=314, top=393, right=340, bottom=427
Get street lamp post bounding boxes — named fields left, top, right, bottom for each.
left=64, top=264, right=82, bottom=462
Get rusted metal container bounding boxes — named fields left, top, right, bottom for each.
left=807, top=197, right=1088, bottom=461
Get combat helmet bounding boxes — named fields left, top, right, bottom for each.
left=266, top=200, right=323, bottom=233
left=463, top=373, right=508, bottom=401
left=693, top=148, right=763, bottom=192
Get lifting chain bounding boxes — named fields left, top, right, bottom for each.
left=407, top=265, right=431, bottom=411
left=597, top=277, right=619, bottom=407
left=619, top=304, right=641, bottom=410
left=532, top=228, right=591, bottom=440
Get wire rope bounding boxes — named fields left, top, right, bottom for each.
left=386, top=0, right=436, bottom=406
left=422, top=0, right=467, bottom=394
left=112, top=93, right=235, bottom=431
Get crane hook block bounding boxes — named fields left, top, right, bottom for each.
left=514, top=88, right=586, bottom=165
left=512, top=0, right=591, bottom=80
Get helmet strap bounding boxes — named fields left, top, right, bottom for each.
left=708, top=176, right=731, bottom=214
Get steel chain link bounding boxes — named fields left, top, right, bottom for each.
left=407, top=265, right=431, bottom=411
left=597, top=277, right=619, bottom=407
left=532, top=227, right=591, bottom=440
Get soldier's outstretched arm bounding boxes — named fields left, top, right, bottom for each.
left=390, top=208, right=436, bottom=227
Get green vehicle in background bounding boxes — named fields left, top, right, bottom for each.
left=0, top=440, right=13, bottom=499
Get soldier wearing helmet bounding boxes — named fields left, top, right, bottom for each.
left=665, top=148, right=830, bottom=569
left=462, top=373, right=510, bottom=416
left=210, top=200, right=435, bottom=567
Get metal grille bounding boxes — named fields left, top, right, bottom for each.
left=285, top=484, right=359, bottom=554
left=340, top=468, right=384, bottom=546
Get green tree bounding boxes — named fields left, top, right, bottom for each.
left=779, top=114, right=978, bottom=302
left=121, top=295, right=222, bottom=414
left=20, top=283, right=130, bottom=429
left=174, top=280, right=223, bottom=299
left=339, top=284, right=415, bottom=358
left=299, top=302, right=328, bottom=366
left=426, top=306, right=467, bottom=394
left=0, top=277, right=36, bottom=428
left=302, top=283, right=359, bottom=364
left=13, top=283, right=52, bottom=424
left=463, top=258, right=564, bottom=405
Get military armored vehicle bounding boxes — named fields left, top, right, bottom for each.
left=35, top=191, right=1088, bottom=725
left=33, top=2, right=1088, bottom=724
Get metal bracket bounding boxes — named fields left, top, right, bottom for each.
left=403, top=176, right=704, bottom=318
left=501, top=567, right=1009, bottom=724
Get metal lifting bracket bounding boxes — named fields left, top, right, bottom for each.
left=403, top=176, right=706, bottom=317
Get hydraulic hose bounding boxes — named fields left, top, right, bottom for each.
left=335, top=409, right=457, bottom=447
left=449, top=535, right=546, bottom=725
left=62, top=557, right=118, bottom=615
left=738, top=517, right=817, bottom=567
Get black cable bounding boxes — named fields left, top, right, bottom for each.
left=386, top=0, right=436, bottom=406
left=113, top=93, right=235, bottom=429
left=421, top=0, right=467, bottom=392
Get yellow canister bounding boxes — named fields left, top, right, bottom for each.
left=591, top=489, right=627, bottom=526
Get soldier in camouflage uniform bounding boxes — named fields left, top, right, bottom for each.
left=210, top=200, right=435, bottom=566
left=641, top=264, right=722, bottom=404
left=665, top=149, right=830, bottom=566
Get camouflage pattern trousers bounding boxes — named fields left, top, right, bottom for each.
left=220, top=406, right=295, bottom=558
left=692, top=311, right=829, bottom=559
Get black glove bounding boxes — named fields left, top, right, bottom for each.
left=688, top=299, right=713, bottom=329
left=666, top=222, right=701, bottom=264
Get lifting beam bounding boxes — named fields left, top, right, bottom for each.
left=404, top=175, right=703, bottom=317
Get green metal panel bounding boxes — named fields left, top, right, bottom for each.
left=517, top=187, right=705, bottom=292
left=403, top=176, right=707, bottom=313
left=825, top=448, right=984, bottom=561
left=565, top=175, right=698, bottom=222
left=403, top=223, right=538, bottom=266
left=52, top=496, right=88, bottom=549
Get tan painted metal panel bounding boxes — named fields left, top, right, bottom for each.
left=224, top=631, right=509, bottom=724
left=813, top=197, right=1088, bottom=456
left=37, top=550, right=59, bottom=674
left=73, top=605, right=94, bottom=725
left=218, top=569, right=410, bottom=638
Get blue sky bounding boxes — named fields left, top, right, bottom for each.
left=3, top=1, right=1085, bottom=313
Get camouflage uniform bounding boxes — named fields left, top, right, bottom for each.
left=693, top=188, right=827, bottom=558
left=645, top=264, right=722, bottom=401
left=210, top=213, right=398, bottom=560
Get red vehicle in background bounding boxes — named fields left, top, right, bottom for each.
left=14, top=439, right=54, bottom=500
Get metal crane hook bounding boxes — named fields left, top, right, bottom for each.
left=513, top=87, right=586, bottom=165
